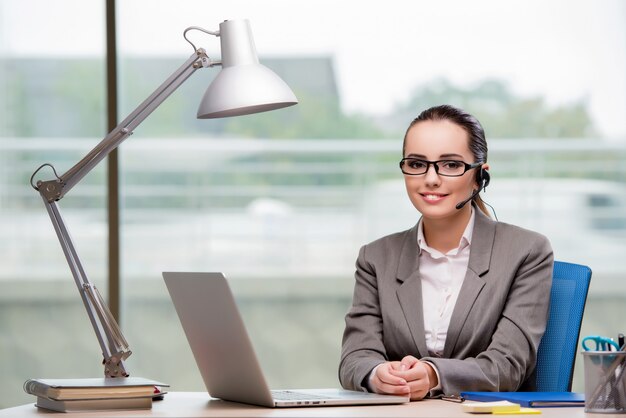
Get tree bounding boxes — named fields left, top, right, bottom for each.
left=384, top=78, right=598, bottom=139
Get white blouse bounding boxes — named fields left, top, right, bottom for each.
left=417, top=208, right=475, bottom=356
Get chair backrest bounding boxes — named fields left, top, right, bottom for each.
left=535, top=260, right=592, bottom=392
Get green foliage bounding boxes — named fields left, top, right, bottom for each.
left=2, top=57, right=599, bottom=140
left=52, top=61, right=106, bottom=137
left=1, top=58, right=106, bottom=138
left=392, top=78, right=598, bottom=138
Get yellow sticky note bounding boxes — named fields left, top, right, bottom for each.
left=493, top=407, right=541, bottom=415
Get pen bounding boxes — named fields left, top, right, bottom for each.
left=618, top=333, right=625, bottom=350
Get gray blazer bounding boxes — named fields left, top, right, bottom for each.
left=339, top=208, right=553, bottom=395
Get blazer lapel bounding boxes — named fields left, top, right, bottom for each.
left=443, top=208, right=496, bottom=357
left=396, top=223, right=430, bottom=358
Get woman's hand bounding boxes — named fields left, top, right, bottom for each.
left=370, top=361, right=410, bottom=396
left=371, top=356, right=438, bottom=401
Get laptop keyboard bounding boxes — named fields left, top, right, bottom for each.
left=271, top=390, right=335, bottom=401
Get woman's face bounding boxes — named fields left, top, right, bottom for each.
left=403, top=119, right=481, bottom=221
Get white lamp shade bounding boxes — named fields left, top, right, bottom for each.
left=197, top=63, right=298, bottom=119
left=196, top=19, right=298, bottom=119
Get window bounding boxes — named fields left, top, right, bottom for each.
left=1, top=0, right=624, bottom=408
left=117, top=0, right=626, bottom=394
left=588, top=193, right=626, bottom=231
left=0, top=0, right=107, bottom=408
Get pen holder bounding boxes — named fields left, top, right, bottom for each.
left=583, top=351, right=626, bottom=414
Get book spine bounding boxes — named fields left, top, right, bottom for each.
left=23, top=380, right=51, bottom=398
left=36, top=395, right=153, bottom=412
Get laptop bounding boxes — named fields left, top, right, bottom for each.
left=162, top=272, right=410, bottom=407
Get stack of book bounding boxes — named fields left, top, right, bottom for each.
left=23, top=377, right=169, bottom=412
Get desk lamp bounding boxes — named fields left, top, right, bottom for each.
left=29, top=19, right=298, bottom=378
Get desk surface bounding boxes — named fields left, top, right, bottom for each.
left=0, top=392, right=621, bottom=417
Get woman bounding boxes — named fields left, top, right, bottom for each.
left=339, top=105, right=553, bottom=400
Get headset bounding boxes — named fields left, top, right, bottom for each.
left=455, top=165, right=490, bottom=210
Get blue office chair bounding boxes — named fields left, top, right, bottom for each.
left=535, top=261, right=592, bottom=392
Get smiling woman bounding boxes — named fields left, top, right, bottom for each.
left=339, top=105, right=554, bottom=399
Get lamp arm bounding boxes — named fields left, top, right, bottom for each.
left=37, top=49, right=214, bottom=201
left=32, top=48, right=216, bottom=377
left=42, top=197, right=131, bottom=377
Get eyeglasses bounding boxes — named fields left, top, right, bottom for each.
left=399, top=158, right=481, bottom=177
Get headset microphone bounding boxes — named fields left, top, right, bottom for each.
left=455, top=189, right=481, bottom=210
left=456, top=169, right=490, bottom=210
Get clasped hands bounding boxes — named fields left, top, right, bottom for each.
left=370, top=356, right=438, bottom=401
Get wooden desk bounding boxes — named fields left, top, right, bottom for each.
left=0, top=392, right=621, bottom=417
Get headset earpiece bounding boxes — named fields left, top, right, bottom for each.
left=475, top=165, right=490, bottom=190
left=480, top=169, right=490, bottom=189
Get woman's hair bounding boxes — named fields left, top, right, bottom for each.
left=402, top=104, right=490, bottom=217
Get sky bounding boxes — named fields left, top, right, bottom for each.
left=1, top=0, right=625, bottom=140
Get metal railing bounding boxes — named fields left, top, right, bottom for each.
left=1, top=137, right=625, bottom=285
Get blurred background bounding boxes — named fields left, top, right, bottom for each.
left=1, top=0, right=625, bottom=408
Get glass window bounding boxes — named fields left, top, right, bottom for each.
left=1, top=1, right=624, bottom=408
left=0, top=0, right=106, bottom=408
left=117, top=0, right=626, bottom=394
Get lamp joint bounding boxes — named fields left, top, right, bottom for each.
left=193, top=49, right=218, bottom=69
left=38, top=179, right=64, bottom=202
left=103, top=357, right=130, bottom=378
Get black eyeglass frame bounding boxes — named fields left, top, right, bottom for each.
left=399, top=158, right=482, bottom=177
